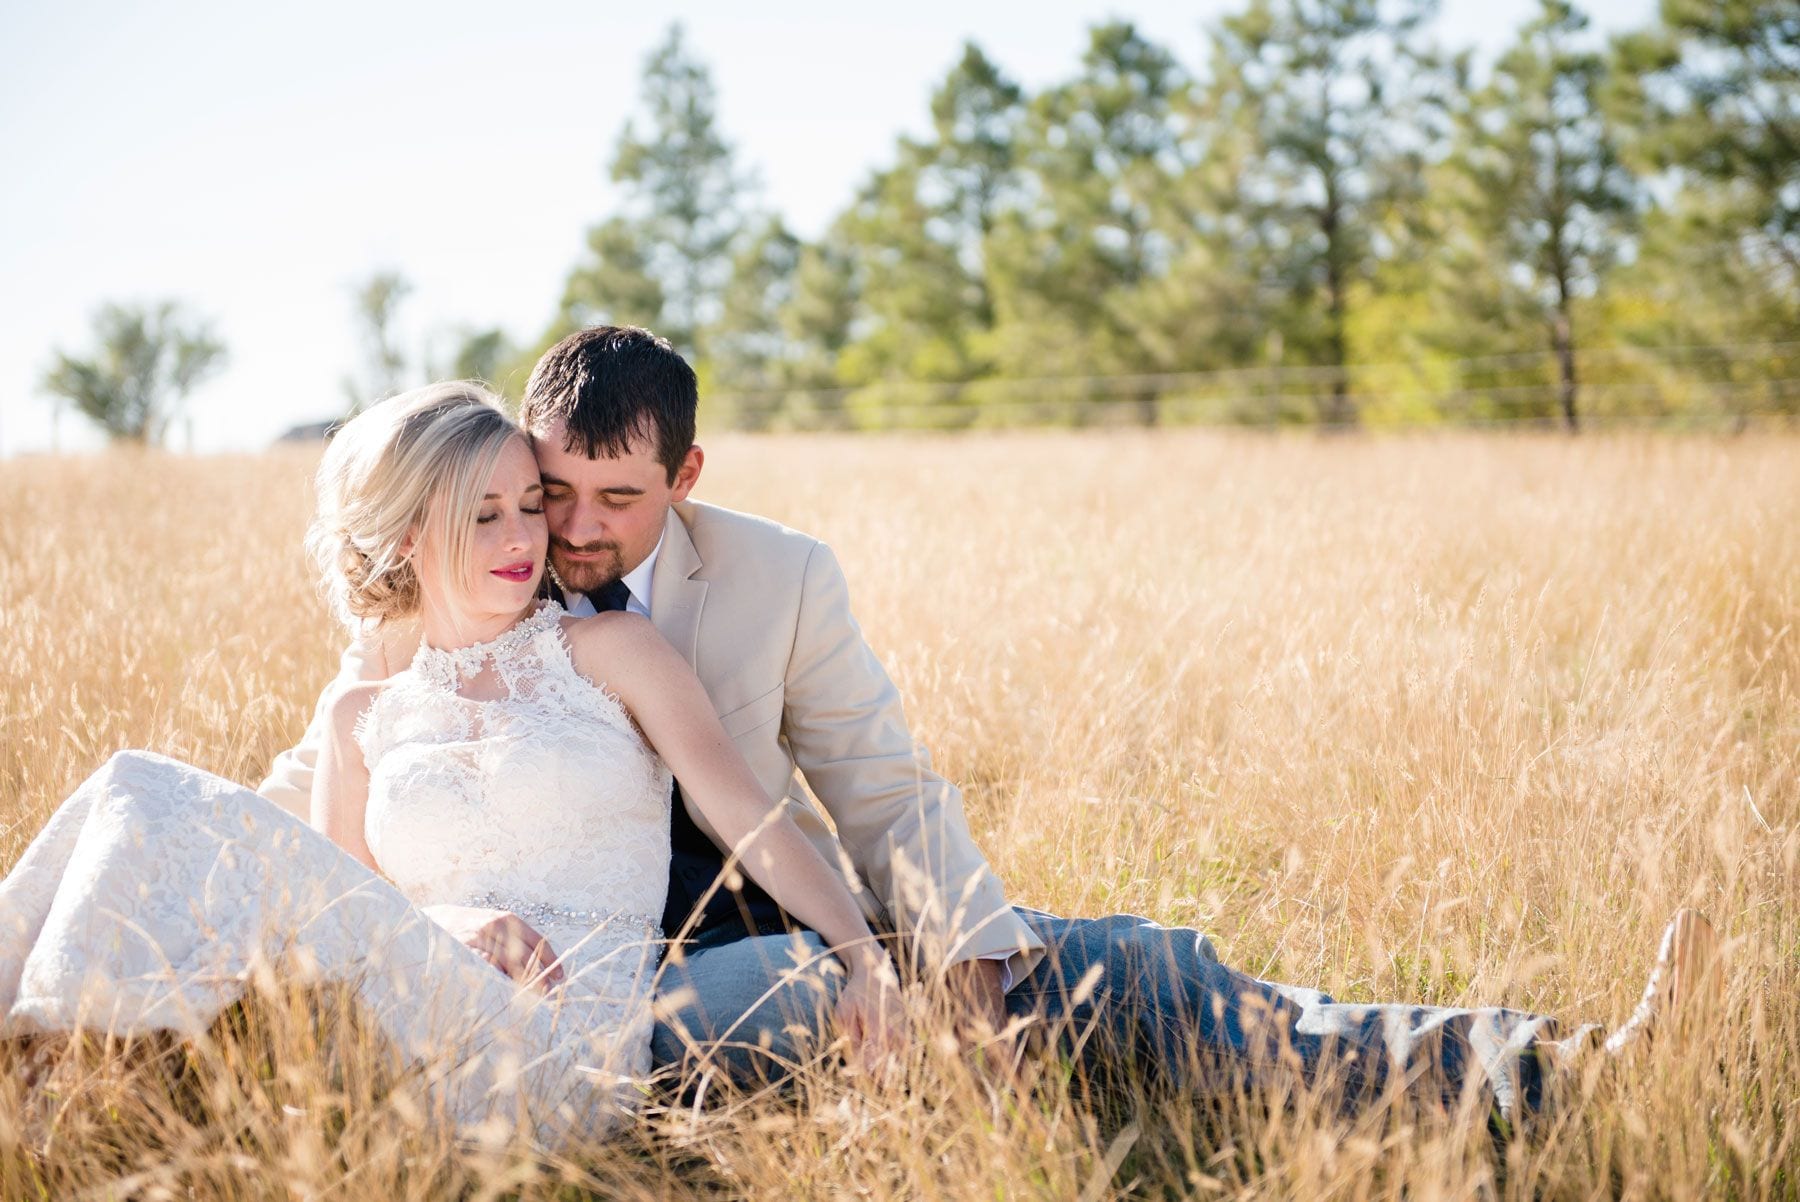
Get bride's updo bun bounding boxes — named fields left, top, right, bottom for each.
left=307, top=382, right=522, bottom=630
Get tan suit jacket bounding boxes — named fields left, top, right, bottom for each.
left=258, top=500, right=1042, bottom=978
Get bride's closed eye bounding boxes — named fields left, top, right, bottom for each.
left=477, top=505, right=545, bottom=524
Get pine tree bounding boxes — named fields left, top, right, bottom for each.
left=1454, top=0, right=1638, bottom=429
left=989, top=22, right=1192, bottom=423
left=1612, top=0, right=1800, bottom=293
left=559, top=24, right=747, bottom=356
left=1206, top=0, right=1454, bottom=424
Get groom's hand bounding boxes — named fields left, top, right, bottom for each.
left=945, top=958, right=1008, bottom=1038
left=944, top=957, right=1025, bottom=1081
left=834, top=946, right=905, bottom=1076
left=422, top=903, right=565, bottom=992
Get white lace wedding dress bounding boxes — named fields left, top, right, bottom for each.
left=0, top=601, right=671, bottom=1145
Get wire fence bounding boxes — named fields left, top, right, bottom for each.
left=705, top=340, right=1800, bottom=433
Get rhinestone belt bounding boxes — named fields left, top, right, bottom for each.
left=460, top=892, right=660, bottom=934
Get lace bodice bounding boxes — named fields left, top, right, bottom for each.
left=355, top=601, right=672, bottom=936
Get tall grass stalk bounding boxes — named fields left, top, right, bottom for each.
left=2, top=431, right=1794, bottom=1199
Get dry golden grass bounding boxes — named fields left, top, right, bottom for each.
left=1, top=429, right=1795, bottom=1200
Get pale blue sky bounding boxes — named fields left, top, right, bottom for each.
left=0, top=0, right=1655, bottom=456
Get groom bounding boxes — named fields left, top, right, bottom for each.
left=260, top=325, right=1667, bottom=1119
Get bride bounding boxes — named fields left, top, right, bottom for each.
left=0, top=382, right=900, bottom=1145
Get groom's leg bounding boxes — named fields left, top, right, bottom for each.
left=649, top=927, right=843, bottom=1092
left=1006, top=908, right=1581, bottom=1122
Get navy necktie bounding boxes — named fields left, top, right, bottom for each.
left=586, top=578, right=632, bottom=614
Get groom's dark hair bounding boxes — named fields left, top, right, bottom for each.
left=520, top=325, right=697, bottom=485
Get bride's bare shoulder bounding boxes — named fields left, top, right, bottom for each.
left=559, top=610, right=659, bottom=656
left=558, top=612, right=679, bottom=688
left=323, top=679, right=386, bottom=744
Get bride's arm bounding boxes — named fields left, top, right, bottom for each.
left=259, top=621, right=422, bottom=817
left=565, top=615, right=898, bottom=989
left=312, top=681, right=565, bottom=990
left=312, top=683, right=383, bottom=872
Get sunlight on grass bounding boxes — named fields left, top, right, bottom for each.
left=2, top=430, right=1795, bottom=1199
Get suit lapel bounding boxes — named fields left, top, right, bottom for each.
left=650, top=506, right=707, bottom=672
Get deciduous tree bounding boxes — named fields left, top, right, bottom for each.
left=342, top=271, right=412, bottom=413
left=43, top=301, right=226, bottom=446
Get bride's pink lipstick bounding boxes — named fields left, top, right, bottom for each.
left=491, top=562, right=535, bottom=583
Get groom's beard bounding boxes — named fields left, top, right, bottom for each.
left=548, top=537, right=625, bottom=595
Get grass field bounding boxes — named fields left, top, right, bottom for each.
left=1, top=430, right=1795, bottom=1199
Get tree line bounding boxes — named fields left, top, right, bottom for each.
left=45, top=0, right=1799, bottom=442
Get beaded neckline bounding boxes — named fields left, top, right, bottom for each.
left=410, top=600, right=565, bottom=691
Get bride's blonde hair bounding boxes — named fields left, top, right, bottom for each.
left=307, top=382, right=522, bottom=630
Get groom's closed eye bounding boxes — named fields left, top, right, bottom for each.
left=540, top=485, right=641, bottom=509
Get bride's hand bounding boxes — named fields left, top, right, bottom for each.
left=834, top=947, right=904, bottom=1076
left=422, top=903, right=564, bottom=992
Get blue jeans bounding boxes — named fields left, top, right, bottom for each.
left=649, top=908, right=1587, bottom=1120
left=650, top=923, right=846, bottom=1092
